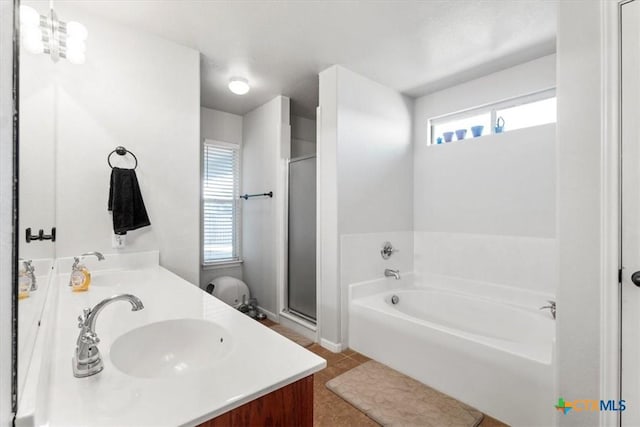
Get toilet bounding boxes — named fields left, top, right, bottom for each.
left=206, top=276, right=250, bottom=308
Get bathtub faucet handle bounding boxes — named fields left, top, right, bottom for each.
left=381, top=242, right=398, bottom=260
left=539, top=300, right=556, bottom=320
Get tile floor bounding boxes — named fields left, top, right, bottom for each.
left=262, top=319, right=508, bottom=426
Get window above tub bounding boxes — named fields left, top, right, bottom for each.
left=428, top=88, right=556, bottom=145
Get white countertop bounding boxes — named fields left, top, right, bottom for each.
left=20, top=252, right=325, bottom=427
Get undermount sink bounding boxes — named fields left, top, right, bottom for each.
left=110, top=318, right=232, bottom=378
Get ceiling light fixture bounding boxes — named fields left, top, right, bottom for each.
left=228, top=77, right=250, bottom=95
left=20, top=3, right=88, bottom=64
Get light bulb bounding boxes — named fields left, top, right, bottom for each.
left=66, top=50, right=85, bottom=65
left=65, top=37, right=86, bottom=54
left=19, top=5, right=40, bottom=28
left=66, top=21, right=88, bottom=40
left=228, top=77, right=250, bottom=95
left=23, top=31, right=44, bottom=54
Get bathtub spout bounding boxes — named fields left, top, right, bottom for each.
left=384, top=269, right=400, bottom=280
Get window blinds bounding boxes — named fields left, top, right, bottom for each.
left=203, top=142, right=240, bottom=263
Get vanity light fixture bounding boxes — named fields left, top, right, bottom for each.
left=228, top=77, right=250, bottom=95
left=19, top=3, right=88, bottom=64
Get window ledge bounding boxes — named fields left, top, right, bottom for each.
left=202, top=259, right=244, bottom=270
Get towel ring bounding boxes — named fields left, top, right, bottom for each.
left=107, top=146, right=138, bottom=169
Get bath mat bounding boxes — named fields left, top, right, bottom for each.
left=269, top=324, right=314, bottom=348
left=326, top=360, right=484, bottom=427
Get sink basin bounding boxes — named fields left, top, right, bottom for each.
left=110, top=318, right=232, bottom=378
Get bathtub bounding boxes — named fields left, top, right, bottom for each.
left=348, top=274, right=555, bottom=427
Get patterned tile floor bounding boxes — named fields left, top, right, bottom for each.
left=261, top=319, right=508, bottom=426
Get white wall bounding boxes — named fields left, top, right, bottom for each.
left=200, top=107, right=243, bottom=288
left=318, top=66, right=413, bottom=348
left=242, top=96, right=290, bottom=315
left=291, top=115, right=316, bottom=158
left=31, top=3, right=201, bottom=284
left=413, top=55, right=557, bottom=297
left=0, top=1, right=16, bottom=425
left=556, top=2, right=605, bottom=426
left=201, top=107, right=243, bottom=146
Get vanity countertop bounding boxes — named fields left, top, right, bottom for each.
left=20, top=252, right=325, bottom=427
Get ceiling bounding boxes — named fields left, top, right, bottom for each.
left=61, top=1, right=557, bottom=119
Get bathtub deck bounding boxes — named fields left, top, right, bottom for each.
left=260, top=318, right=508, bottom=427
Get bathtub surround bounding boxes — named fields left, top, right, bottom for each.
left=21, top=2, right=201, bottom=284
left=414, top=232, right=557, bottom=297
left=199, top=107, right=244, bottom=288
left=318, top=65, right=413, bottom=349
left=340, top=231, right=413, bottom=347
left=242, top=96, right=290, bottom=317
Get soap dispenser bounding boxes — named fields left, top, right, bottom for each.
left=69, top=252, right=105, bottom=292
left=18, top=266, right=31, bottom=300
left=18, top=259, right=36, bottom=299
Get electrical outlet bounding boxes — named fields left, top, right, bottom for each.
left=112, top=233, right=126, bottom=249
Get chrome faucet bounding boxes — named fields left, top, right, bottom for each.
left=73, top=294, right=144, bottom=378
left=539, top=300, right=556, bottom=320
left=384, top=268, right=400, bottom=280
left=69, top=251, right=105, bottom=286
left=19, top=258, right=37, bottom=291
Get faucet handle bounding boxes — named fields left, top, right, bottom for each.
left=539, top=300, right=557, bottom=320
left=381, top=242, right=398, bottom=260
left=80, top=331, right=100, bottom=345
left=77, top=308, right=91, bottom=328
left=22, top=259, right=34, bottom=271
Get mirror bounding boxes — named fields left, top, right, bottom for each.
left=17, top=0, right=57, bottom=400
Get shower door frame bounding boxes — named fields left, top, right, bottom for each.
left=281, top=154, right=319, bottom=328
left=619, top=1, right=640, bottom=426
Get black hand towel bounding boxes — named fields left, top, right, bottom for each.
left=108, top=167, right=151, bottom=234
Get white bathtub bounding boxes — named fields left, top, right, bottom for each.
left=348, top=274, right=555, bottom=427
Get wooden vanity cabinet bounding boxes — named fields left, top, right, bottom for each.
left=198, top=375, right=314, bottom=427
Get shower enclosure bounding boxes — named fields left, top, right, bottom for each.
left=287, top=155, right=317, bottom=321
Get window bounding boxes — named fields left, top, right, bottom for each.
left=202, top=140, right=240, bottom=265
left=429, top=89, right=556, bottom=145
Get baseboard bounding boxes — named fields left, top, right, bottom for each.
left=320, top=338, right=343, bottom=353
left=258, top=306, right=278, bottom=323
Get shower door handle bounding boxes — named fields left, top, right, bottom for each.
left=631, top=271, right=640, bottom=287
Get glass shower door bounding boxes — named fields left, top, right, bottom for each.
left=287, top=155, right=317, bottom=321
